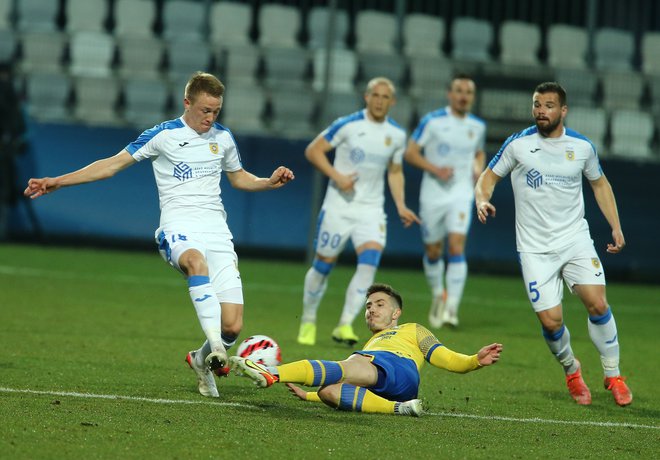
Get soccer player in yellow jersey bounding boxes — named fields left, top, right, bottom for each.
left=231, top=283, right=502, bottom=416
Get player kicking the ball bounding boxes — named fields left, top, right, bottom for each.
left=232, top=283, right=502, bottom=416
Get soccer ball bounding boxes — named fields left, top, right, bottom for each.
left=236, top=335, right=282, bottom=367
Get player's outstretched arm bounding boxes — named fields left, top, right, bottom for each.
left=24, top=151, right=136, bottom=199
left=589, top=175, right=625, bottom=254
left=226, top=166, right=295, bottom=192
left=474, top=168, right=501, bottom=224
left=476, top=343, right=503, bottom=366
left=387, top=163, right=421, bottom=228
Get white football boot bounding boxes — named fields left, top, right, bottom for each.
left=185, top=350, right=219, bottom=398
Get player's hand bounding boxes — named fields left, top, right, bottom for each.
left=334, top=172, right=358, bottom=193
left=24, top=177, right=59, bottom=199
left=268, top=166, right=295, bottom=188
left=397, top=206, right=421, bottom=228
left=285, top=383, right=308, bottom=401
left=606, top=228, right=626, bottom=254
left=433, top=166, right=454, bottom=181
left=477, top=343, right=503, bottom=366
left=476, top=200, right=496, bottom=224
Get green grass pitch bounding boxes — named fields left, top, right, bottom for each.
left=0, top=244, right=658, bottom=459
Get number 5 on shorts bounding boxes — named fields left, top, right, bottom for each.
left=528, top=281, right=540, bottom=303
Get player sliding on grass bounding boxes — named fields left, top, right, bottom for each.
left=231, top=283, right=502, bottom=416
left=24, top=71, right=295, bottom=399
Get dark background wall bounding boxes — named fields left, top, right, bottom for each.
left=9, top=121, right=658, bottom=283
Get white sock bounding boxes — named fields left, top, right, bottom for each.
left=188, top=276, right=223, bottom=352
left=543, top=325, right=578, bottom=374
left=587, top=307, right=620, bottom=377
left=301, top=261, right=332, bottom=324
left=445, top=256, right=467, bottom=315
left=339, top=263, right=377, bottom=325
left=423, top=255, right=445, bottom=297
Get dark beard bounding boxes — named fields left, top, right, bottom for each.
left=535, top=118, right=561, bottom=137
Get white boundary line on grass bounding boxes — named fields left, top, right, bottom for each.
left=2, top=387, right=658, bottom=430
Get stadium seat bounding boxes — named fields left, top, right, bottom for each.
left=262, top=46, right=310, bottom=89
left=19, top=31, right=66, bottom=73
left=219, top=44, right=261, bottom=87
left=499, top=20, right=540, bottom=66
left=16, top=0, right=59, bottom=32
left=414, top=93, right=447, bottom=121
left=25, top=71, right=72, bottom=122
left=555, top=68, right=598, bottom=106
left=479, top=89, right=530, bottom=122
left=220, top=82, right=267, bottom=134
left=209, top=1, right=252, bottom=48
left=647, top=76, right=660, bottom=115
left=162, top=0, right=206, bottom=42
left=73, top=76, right=121, bottom=126
left=312, top=48, right=358, bottom=93
left=594, top=28, right=634, bottom=72
left=355, top=10, right=397, bottom=54
left=565, top=106, right=608, bottom=156
left=65, top=0, right=108, bottom=33
left=0, top=0, right=12, bottom=30
left=547, top=24, right=588, bottom=69
left=357, top=51, right=406, bottom=89
left=165, top=39, right=212, bottom=83
left=408, top=55, right=453, bottom=98
left=69, top=31, right=115, bottom=78
left=610, top=109, right=655, bottom=160
left=0, top=29, right=17, bottom=63
left=601, top=72, right=644, bottom=111
left=122, top=77, right=169, bottom=128
left=451, top=17, right=493, bottom=63
left=113, top=0, right=157, bottom=38
left=402, top=13, right=445, bottom=57
left=258, top=4, right=301, bottom=49
left=270, top=85, right=317, bottom=138
left=307, top=6, right=349, bottom=50
left=116, top=36, right=164, bottom=79
left=641, top=31, right=660, bottom=76
left=317, top=90, right=361, bottom=127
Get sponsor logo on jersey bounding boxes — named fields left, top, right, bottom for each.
left=526, top=169, right=543, bottom=189
left=209, top=142, right=219, bottom=154
left=173, top=162, right=193, bottom=181
left=350, top=147, right=365, bottom=164
left=179, top=141, right=189, bottom=147
left=591, top=258, right=601, bottom=269
left=385, top=136, right=392, bottom=146
left=437, top=143, right=450, bottom=155
left=566, top=149, right=575, bottom=161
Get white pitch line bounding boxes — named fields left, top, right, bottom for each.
left=1, top=387, right=657, bottom=430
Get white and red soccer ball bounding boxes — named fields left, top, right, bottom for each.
left=236, top=335, right=282, bottom=367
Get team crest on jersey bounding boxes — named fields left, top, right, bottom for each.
left=384, top=136, right=392, bottom=146
left=565, top=149, right=575, bottom=161
left=591, top=258, right=601, bottom=269
left=209, top=142, right=219, bottom=154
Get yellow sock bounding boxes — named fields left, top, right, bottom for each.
left=337, top=384, right=396, bottom=414
left=277, top=360, right=344, bottom=386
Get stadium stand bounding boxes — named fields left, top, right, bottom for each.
left=565, top=106, right=608, bottom=156
left=610, top=109, right=655, bottom=160
left=258, top=3, right=301, bottom=49
left=0, top=0, right=12, bottom=30
left=219, top=44, right=261, bottom=87
left=594, top=28, right=635, bottom=72
left=19, top=31, right=66, bottom=73
left=262, top=46, right=310, bottom=89
left=555, top=67, right=598, bottom=106
left=408, top=55, right=452, bottom=98
left=402, top=13, right=445, bottom=58
left=73, top=75, right=121, bottom=126
left=307, top=6, right=349, bottom=50
left=162, top=0, right=206, bottom=42
left=451, top=17, right=493, bottom=63
left=69, top=31, right=115, bottom=78
left=220, top=82, right=267, bottom=134
left=209, top=1, right=253, bottom=48
left=16, top=0, right=59, bottom=32
left=547, top=24, right=588, bottom=69
left=65, top=0, right=108, bottom=33
left=357, top=51, right=406, bottom=89
left=122, top=77, right=169, bottom=128
left=312, top=48, right=358, bottom=93
left=600, top=71, right=644, bottom=111
left=113, top=0, right=157, bottom=38
left=116, top=36, right=163, bottom=79
left=499, top=20, right=541, bottom=66
left=165, top=39, right=213, bottom=83
left=25, top=71, right=71, bottom=122
left=269, top=84, right=317, bottom=138
left=0, top=28, right=16, bottom=63
left=641, top=31, right=660, bottom=76
left=355, top=10, right=397, bottom=54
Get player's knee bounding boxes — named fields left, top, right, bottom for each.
left=179, top=250, right=208, bottom=276
left=425, top=244, right=443, bottom=261
left=357, top=249, right=381, bottom=267
left=540, top=317, right=563, bottom=333
left=317, top=384, right=341, bottom=407
left=585, top=297, right=609, bottom=316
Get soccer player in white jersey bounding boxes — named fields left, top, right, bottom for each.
left=297, top=77, right=420, bottom=347
left=475, top=82, right=632, bottom=406
left=24, top=72, right=295, bottom=398
left=404, top=74, right=486, bottom=329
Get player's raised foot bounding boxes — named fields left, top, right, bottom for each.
left=332, top=324, right=359, bottom=346
left=604, top=376, right=632, bottom=406
left=441, top=308, right=459, bottom=328
left=565, top=361, right=591, bottom=405
left=395, top=399, right=425, bottom=417
left=229, top=356, right=279, bottom=388
left=185, top=351, right=219, bottom=398
left=428, top=291, right=447, bottom=329
left=297, top=322, right=317, bottom=346
left=205, top=347, right=228, bottom=376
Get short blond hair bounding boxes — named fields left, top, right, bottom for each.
left=184, top=72, right=225, bottom=103
left=365, top=77, right=396, bottom=96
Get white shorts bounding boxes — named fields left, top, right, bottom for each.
left=519, top=237, right=606, bottom=312
left=314, top=207, right=387, bottom=258
left=155, top=227, right=244, bottom=304
left=419, top=199, right=473, bottom=244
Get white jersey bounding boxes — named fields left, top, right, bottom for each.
left=412, top=106, right=486, bottom=206
left=125, top=117, right=243, bottom=235
left=489, top=126, right=602, bottom=253
left=321, top=109, right=406, bottom=210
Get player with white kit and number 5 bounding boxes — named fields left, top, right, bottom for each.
left=24, top=72, right=295, bottom=398
left=296, top=77, right=420, bottom=347
left=475, top=81, right=632, bottom=406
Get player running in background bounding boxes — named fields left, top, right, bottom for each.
left=24, top=72, right=295, bottom=399
left=404, top=74, right=486, bottom=329
left=296, top=77, right=420, bottom=347
left=475, top=81, right=632, bottom=406
left=232, top=283, right=502, bottom=416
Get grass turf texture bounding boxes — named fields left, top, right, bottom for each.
left=0, top=244, right=658, bottom=459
